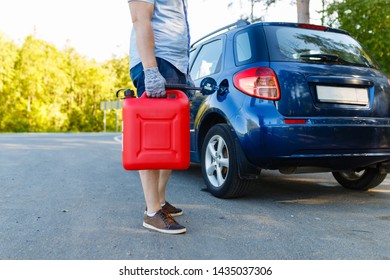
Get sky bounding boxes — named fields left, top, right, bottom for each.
left=0, top=0, right=324, bottom=62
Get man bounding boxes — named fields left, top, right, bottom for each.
left=128, top=0, right=190, bottom=234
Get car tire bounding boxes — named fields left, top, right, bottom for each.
left=201, top=124, right=250, bottom=198
left=332, top=168, right=387, bottom=191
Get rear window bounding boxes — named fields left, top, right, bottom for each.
left=235, top=31, right=252, bottom=64
left=264, top=26, right=379, bottom=69
left=233, top=26, right=268, bottom=66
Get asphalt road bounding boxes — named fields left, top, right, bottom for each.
left=0, top=133, right=389, bottom=260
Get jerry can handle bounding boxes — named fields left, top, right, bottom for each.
left=139, top=89, right=188, bottom=100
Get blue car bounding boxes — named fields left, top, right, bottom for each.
left=188, top=21, right=390, bottom=198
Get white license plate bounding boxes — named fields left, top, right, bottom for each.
left=317, top=86, right=368, bottom=105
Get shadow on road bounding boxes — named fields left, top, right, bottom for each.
left=177, top=164, right=390, bottom=206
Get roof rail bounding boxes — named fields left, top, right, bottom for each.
left=191, top=20, right=250, bottom=48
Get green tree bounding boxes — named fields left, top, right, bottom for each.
left=0, top=34, right=19, bottom=131
left=103, top=55, right=133, bottom=90
left=11, top=35, right=69, bottom=131
left=325, top=0, right=390, bottom=74
left=64, top=49, right=104, bottom=132
left=102, top=56, right=134, bottom=132
left=0, top=33, right=132, bottom=132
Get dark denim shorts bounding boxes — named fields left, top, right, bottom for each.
left=130, top=57, right=187, bottom=97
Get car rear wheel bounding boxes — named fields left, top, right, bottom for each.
left=201, top=124, right=250, bottom=198
left=332, top=168, right=387, bottom=191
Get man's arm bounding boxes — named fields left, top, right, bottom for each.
left=128, top=1, right=166, bottom=98
left=128, top=1, right=157, bottom=69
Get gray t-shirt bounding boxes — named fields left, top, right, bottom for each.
left=128, top=0, right=190, bottom=74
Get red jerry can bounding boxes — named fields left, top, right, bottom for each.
left=122, top=90, right=190, bottom=170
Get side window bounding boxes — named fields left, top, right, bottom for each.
left=235, top=31, right=252, bottom=64
left=190, top=39, right=223, bottom=80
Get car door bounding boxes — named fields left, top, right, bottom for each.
left=189, top=38, right=224, bottom=157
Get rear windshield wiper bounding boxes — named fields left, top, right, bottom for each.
left=300, top=53, right=373, bottom=68
left=300, top=53, right=340, bottom=61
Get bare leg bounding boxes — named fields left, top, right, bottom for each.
left=139, top=170, right=161, bottom=214
left=139, top=169, right=172, bottom=214
left=158, top=170, right=172, bottom=205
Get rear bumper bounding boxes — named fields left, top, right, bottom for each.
left=239, top=117, right=390, bottom=170
left=264, top=153, right=390, bottom=171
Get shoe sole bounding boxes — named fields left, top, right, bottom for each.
left=144, top=210, right=183, bottom=217
left=143, top=222, right=187, bottom=234
left=169, top=211, right=183, bottom=217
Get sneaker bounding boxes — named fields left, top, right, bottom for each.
left=162, top=201, right=183, bottom=217
left=143, top=210, right=186, bottom=234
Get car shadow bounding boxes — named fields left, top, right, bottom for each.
left=179, top=165, right=390, bottom=206
left=247, top=170, right=390, bottom=206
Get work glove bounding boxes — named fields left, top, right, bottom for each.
left=144, top=67, right=166, bottom=98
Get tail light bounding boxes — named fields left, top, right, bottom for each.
left=233, top=67, right=281, bottom=100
